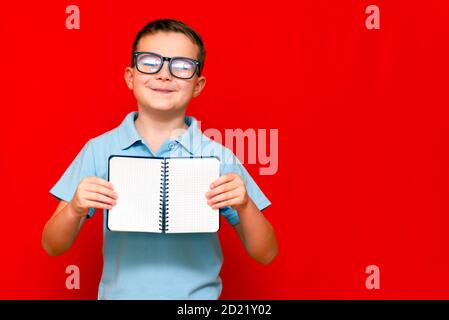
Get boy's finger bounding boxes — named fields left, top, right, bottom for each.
left=85, top=191, right=117, bottom=206
left=207, top=190, right=237, bottom=206
left=211, top=198, right=239, bottom=210
left=210, top=174, right=234, bottom=189
left=83, top=200, right=113, bottom=210
left=87, top=176, right=114, bottom=190
left=86, top=185, right=118, bottom=200
left=206, top=183, right=238, bottom=199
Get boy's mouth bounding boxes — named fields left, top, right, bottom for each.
left=151, top=87, right=175, bottom=94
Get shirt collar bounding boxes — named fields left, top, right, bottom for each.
left=118, top=111, right=202, bottom=155
left=174, top=115, right=203, bottom=155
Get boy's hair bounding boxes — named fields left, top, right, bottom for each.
left=131, top=18, right=206, bottom=76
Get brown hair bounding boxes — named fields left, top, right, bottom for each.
left=131, top=18, right=206, bottom=75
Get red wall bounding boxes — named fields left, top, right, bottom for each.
left=1, top=0, right=449, bottom=299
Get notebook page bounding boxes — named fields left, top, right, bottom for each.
left=107, top=156, right=162, bottom=232
left=167, top=157, right=220, bottom=233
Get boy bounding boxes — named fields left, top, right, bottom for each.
left=42, top=19, right=278, bottom=300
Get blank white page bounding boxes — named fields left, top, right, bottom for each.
left=107, top=156, right=162, bottom=232
left=167, top=157, right=220, bottom=233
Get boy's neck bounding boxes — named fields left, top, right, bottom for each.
left=134, top=107, right=188, bottom=152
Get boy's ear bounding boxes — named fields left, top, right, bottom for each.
left=193, top=75, right=206, bottom=98
left=124, top=67, right=134, bottom=90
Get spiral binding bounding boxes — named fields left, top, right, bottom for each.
left=159, top=159, right=170, bottom=232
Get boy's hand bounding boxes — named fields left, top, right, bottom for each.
left=205, top=173, right=249, bottom=211
left=69, top=177, right=118, bottom=217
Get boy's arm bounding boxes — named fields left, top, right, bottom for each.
left=206, top=173, right=278, bottom=265
left=232, top=198, right=278, bottom=265
left=41, top=200, right=87, bottom=256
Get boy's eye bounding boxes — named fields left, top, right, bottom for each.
left=171, top=59, right=194, bottom=70
left=170, top=59, right=197, bottom=78
left=137, top=55, right=161, bottom=71
left=142, top=60, right=159, bottom=66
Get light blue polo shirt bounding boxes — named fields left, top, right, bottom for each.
left=50, top=111, right=271, bottom=300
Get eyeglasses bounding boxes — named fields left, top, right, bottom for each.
left=132, top=51, right=201, bottom=79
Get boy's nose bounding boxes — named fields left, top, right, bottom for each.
left=155, top=62, right=172, bottom=81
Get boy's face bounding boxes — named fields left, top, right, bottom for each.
left=125, top=31, right=206, bottom=114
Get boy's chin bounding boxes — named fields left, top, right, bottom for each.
left=141, top=102, right=181, bottom=113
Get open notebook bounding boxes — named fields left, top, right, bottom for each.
left=106, top=155, right=220, bottom=233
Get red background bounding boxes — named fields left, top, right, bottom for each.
left=1, top=0, right=449, bottom=299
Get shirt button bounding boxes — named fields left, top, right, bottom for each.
left=168, top=142, right=175, bottom=150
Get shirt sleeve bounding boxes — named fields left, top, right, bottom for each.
left=219, top=151, right=271, bottom=226
left=49, top=139, right=97, bottom=218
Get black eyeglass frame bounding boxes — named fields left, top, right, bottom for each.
left=132, top=51, right=201, bottom=79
